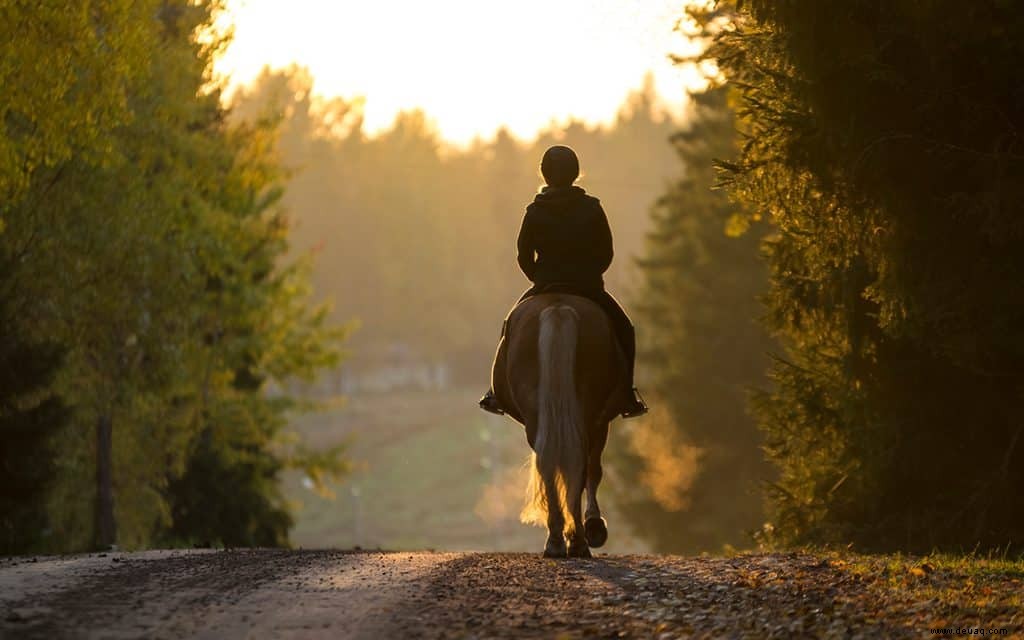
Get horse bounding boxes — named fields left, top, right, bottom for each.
left=491, top=293, right=628, bottom=558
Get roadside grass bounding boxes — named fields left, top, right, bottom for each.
left=814, top=549, right=1024, bottom=634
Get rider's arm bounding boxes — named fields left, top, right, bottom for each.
left=593, top=202, right=614, bottom=274
left=516, top=208, right=537, bottom=281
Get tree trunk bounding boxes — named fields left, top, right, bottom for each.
left=94, top=413, right=116, bottom=549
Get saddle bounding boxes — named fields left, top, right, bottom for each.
left=485, top=281, right=647, bottom=420
left=525, top=281, right=603, bottom=298
left=503, top=282, right=607, bottom=339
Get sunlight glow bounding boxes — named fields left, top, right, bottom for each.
left=213, top=0, right=705, bottom=145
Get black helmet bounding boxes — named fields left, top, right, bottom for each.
left=540, top=145, right=580, bottom=187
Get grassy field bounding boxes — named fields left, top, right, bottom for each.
left=283, top=387, right=651, bottom=553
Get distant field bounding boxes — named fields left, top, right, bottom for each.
left=283, top=387, right=650, bottom=553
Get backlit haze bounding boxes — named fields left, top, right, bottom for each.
left=208, top=0, right=706, bottom=554
left=213, top=0, right=704, bottom=144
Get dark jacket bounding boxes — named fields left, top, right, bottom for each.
left=516, top=185, right=613, bottom=289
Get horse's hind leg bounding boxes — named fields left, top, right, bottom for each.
left=542, top=474, right=567, bottom=558
left=567, top=467, right=590, bottom=558
left=584, top=421, right=610, bottom=548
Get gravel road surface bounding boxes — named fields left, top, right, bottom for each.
left=0, top=549, right=979, bottom=638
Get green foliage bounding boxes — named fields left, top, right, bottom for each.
left=1, top=0, right=347, bottom=552
left=700, top=1, right=1024, bottom=551
left=164, top=426, right=292, bottom=548
left=611, top=87, right=774, bottom=553
left=0, top=1, right=158, bottom=218
left=0, top=295, right=70, bottom=554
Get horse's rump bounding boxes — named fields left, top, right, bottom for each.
left=493, top=293, right=625, bottom=429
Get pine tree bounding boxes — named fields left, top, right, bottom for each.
left=612, top=87, right=774, bottom=553
left=700, top=1, right=1024, bottom=550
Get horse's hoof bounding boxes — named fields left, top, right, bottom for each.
left=568, top=543, right=592, bottom=558
left=585, top=517, right=608, bottom=548
left=543, top=537, right=567, bottom=558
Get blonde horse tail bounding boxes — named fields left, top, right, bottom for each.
left=521, top=305, right=584, bottom=536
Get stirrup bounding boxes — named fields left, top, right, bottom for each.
left=619, top=387, right=649, bottom=419
left=478, top=391, right=505, bottom=416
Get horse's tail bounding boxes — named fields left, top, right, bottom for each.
left=521, top=305, right=584, bottom=536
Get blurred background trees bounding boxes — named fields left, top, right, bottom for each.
left=610, top=86, right=774, bottom=554
left=230, top=67, right=679, bottom=388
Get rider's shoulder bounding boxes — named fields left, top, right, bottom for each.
left=581, top=194, right=605, bottom=215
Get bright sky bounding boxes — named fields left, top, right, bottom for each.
left=212, top=0, right=704, bottom=145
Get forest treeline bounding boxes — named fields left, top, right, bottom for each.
left=5, top=0, right=1020, bottom=557
left=630, top=1, right=1024, bottom=553
left=238, top=62, right=776, bottom=554
left=0, top=1, right=345, bottom=553
left=230, top=68, right=678, bottom=383
left=0, top=1, right=683, bottom=554
left=611, top=86, right=774, bottom=555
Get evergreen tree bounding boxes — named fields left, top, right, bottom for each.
left=699, top=1, right=1024, bottom=550
left=612, top=87, right=773, bottom=553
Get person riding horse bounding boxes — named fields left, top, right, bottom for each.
left=479, top=145, right=648, bottom=419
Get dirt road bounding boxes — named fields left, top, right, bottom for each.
left=0, top=549, right=988, bottom=639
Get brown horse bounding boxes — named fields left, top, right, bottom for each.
left=491, top=293, right=627, bottom=558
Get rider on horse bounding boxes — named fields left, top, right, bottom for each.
left=479, top=145, right=648, bottom=419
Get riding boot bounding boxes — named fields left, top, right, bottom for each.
left=479, top=389, right=504, bottom=415
left=619, top=363, right=648, bottom=419
left=479, top=317, right=510, bottom=415
left=620, top=386, right=649, bottom=419
left=615, top=317, right=648, bottom=419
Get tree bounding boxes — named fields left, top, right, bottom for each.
left=0, top=1, right=154, bottom=219
left=161, top=110, right=349, bottom=548
left=700, top=1, right=1024, bottom=551
left=0, top=295, right=70, bottom=554
left=2, top=1, right=347, bottom=552
left=0, top=0, right=158, bottom=552
left=611, top=87, right=774, bottom=553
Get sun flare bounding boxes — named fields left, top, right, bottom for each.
left=213, top=0, right=705, bottom=144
